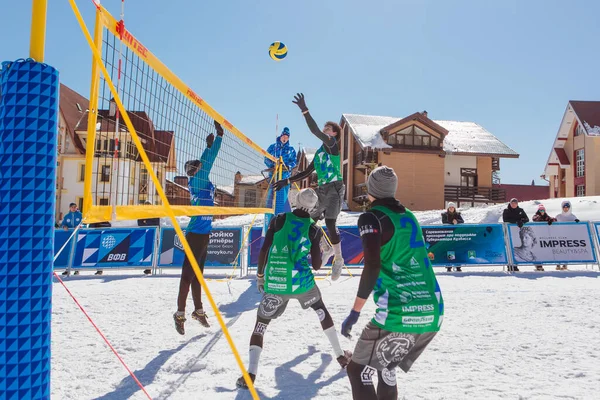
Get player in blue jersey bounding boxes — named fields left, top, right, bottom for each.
left=173, top=120, right=223, bottom=335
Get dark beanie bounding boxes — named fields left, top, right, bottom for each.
left=367, top=166, right=398, bottom=199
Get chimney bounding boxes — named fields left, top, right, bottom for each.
left=109, top=98, right=116, bottom=117
left=422, top=110, right=428, bottom=118
left=235, top=171, right=242, bottom=184
left=174, top=176, right=188, bottom=187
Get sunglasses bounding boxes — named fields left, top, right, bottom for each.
left=563, top=204, right=571, bottom=208
left=539, top=209, right=545, bottom=212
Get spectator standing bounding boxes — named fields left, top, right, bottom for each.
left=531, top=204, right=556, bottom=271
left=502, top=198, right=529, bottom=272
left=554, top=200, right=580, bottom=270
left=138, top=200, right=160, bottom=275
left=61, top=202, right=82, bottom=230
left=441, top=202, right=464, bottom=272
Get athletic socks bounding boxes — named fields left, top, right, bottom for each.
left=248, top=345, right=263, bottom=375
left=323, top=326, right=344, bottom=358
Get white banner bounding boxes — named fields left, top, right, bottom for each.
left=507, top=222, right=597, bottom=264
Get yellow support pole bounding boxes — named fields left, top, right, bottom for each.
left=29, top=0, right=48, bottom=62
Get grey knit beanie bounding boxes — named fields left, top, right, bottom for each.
left=295, top=188, right=318, bottom=212
left=367, top=166, right=398, bottom=199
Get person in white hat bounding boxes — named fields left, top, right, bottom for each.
left=236, top=188, right=352, bottom=390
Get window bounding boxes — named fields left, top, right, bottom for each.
left=140, top=168, right=148, bottom=186
left=576, top=185, right=585, bottom=197
left=98, top=198, right=109, bottom=206
left=76, top=197, right=84, bottom=212
left=100, top=165, right=110, bottom=182
left=575, top=149, right=585, bottom=177
left=387, top=126, right=440, bottom=149
left=244, top=190, right=257, bottom=207
left=574, top=123, right=586, bottom=137
left=78, top=163, right=86, bottom=182
left=460, top=168, right=477, bottom=187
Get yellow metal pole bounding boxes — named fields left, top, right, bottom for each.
left=30, top=0, right=48, bottom=62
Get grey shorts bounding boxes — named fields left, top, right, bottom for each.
left=352, top=321, right=437, bottom=372
left=311, top=181, right=345, bottom=220
left=257, top=285, right=322, bottom=320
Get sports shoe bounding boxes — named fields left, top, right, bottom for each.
left=62, top=270, right=69, bottom=276
left=336, top=350, right=352, bottom=369
left=191, top=309, right=210, bottom=328
left=173, top=312, right=186, bottom=335
left=320, top=237, right=335, bottom=264
left=236, top=373, right=256, bottom=389
left=95, top=270, right=103, bottom=276
left=331, top=258, right=344, bottom=281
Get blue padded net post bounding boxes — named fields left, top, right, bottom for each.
left=0, top=59, right=58, bottom=400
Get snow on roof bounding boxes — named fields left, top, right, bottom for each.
left=303, top=147, right=317, bottom=163
left=343, top=113, right=519, bottom=157
left=218, top=185, right=234, bottom=196
left=239, top=175, right=265, bottom=184
left=584, top=122, right=600, bottom=136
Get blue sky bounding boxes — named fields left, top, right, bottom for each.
left=3, top=0, right=600, bottom=185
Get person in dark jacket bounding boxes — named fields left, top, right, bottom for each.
left=441, top=202, right=464, bottom=272
left=502, top=198, right=529, bottom=271
left=531, top=204, right=555, bottom=272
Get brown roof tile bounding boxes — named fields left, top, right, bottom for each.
left=59, top=84, right=88, bottom=154
left=570, top=101, right=600, bottom=133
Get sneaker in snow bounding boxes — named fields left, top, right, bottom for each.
left=62, top=270, right=69, bottom=276
left=191, top=310, right=210, bottom=328
left=331, top=258, right=344, bottom=281
left=336, top=350, right=352, bottom=369
left=320, top=238, right=335, bottom=264
left=95, top=270, right=103, bottom=276
left=73, top=271, right=79, bottom=275
left=173, top=313, right=186, bottom=335
left=236, top=373, right=256, bottom=389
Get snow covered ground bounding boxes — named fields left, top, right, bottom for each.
left=51, top=197, right=600, bottom=399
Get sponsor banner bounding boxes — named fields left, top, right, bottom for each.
left=72, top=228, right=156, bottom=268
left=422, top=224, right=508, bottom=266
left=248, top=226, right=364, bottom=267
left=595, top=222, right=600, bottom=246
left=507, top=222, right=597, bottom=264
left=158, top=228, right=241, bottom=267
left=53, top=230, right=76, bottom=268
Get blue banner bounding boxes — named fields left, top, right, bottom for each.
left=248, top=225, right=365, bottom=267
left=53, top=230, right=76, bottom=268
left=421, top=224, right=508, bottom=266
left=158, top=228, right=242, bottom=267
left=72, top=228, right=157, bottom=268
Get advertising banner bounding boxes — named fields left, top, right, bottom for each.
left=72, top=228, right=157, bottom=268
left=53, top=230, right=76, bottom=268
left=248, top=226, right=365, bottom=267
left=158, top=228, right=242, bottom=267
left=507, top=222, right=597, bottom=264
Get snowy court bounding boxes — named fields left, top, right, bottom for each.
left=51, top=265, right=600, bottom=400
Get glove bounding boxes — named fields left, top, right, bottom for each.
left=214, top=120, right=224, bottom=137
left=517, top=221, right=524, bottom=228
left=206, top=133, right=215, bottom=149
left=292, top=93, right=308, bottom=113
left=547, top=219, right=553, bottom=225
left=575, top=219, right=580, bottom=223
left=256, top=274, right=265, bottom=294
left=341, top=310, right=360, bottom=338
left=272, top=178, right=290, bottom=192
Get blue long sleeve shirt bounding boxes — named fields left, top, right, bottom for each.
left=61, top=211, right=82, bottom=228
left=187, top=136, right=222, bottom=234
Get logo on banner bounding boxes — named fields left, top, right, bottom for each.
left=173, top=230, right=187, bottom=251
left=102, top=235, right=116, bottom=249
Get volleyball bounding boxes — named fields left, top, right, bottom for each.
left=269, top=42, right=288, bottom=61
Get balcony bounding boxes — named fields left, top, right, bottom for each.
left=444, top=185, right=506, bottom=207
left=353, top=183, right=368, bottom=203
left=354, top=151, right=378, bottom=168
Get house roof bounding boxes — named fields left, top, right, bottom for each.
left=570, top=101, right=600, bottom=135
left=298, top=147, right=317, bottom=164
left=380, top=111, right=449, bottom=137
left=554, top=147, right=570, bottom=166
left=342, top=113, right=519, bottom=157
left=238, top=175, right=265, bottom=185
left=218, top=185, right=235, bottom=196
left=80, top=108, right=175, bottom=166
left=59, top=84, right=88, bottom=154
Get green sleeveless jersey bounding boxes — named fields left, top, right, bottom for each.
left=369, top=205, right=444, bottom=333
left=314, top=144, right=342, bottom=186
left=265, top=213, right=315, bottom=295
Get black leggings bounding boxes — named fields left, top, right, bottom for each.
left=177, top=232, right=209, bottom=312
left=325, top=218, right=341, bottom=245
left=347, top=361, right=398, bottom=400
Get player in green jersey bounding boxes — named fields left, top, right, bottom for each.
left=236, top=188, right=352, bottom=390
left=272, top=93, right=346, bottom=281
left=340, top=166, right=444, bottom=400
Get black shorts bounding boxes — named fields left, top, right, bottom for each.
left=257, top=285, right=321, bottom=320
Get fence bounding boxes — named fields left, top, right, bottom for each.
left=54, top=222, right=600, bottom=273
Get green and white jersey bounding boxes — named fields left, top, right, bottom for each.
left=265, top=213, right=315, bottom=295
left=370, top=205, right=444, bottom=333
left=314, top=144, right=342, bottom=186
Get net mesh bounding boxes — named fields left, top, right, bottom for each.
left=82, top=10, right=275, bottom=221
